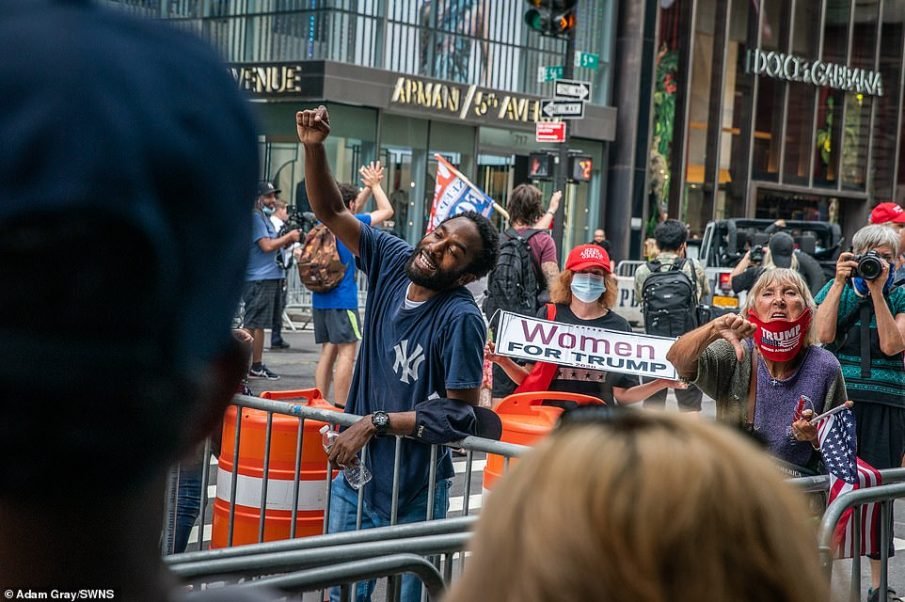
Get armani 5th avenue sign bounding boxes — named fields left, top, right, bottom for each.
left=747, top=48, right=883, bottom=97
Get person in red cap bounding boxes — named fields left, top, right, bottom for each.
left=634, top=219, right=710, bottom=412
left=870, top=202, right=905, bottom=285
left=486, top=243, right=676, bottom=405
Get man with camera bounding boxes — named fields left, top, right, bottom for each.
left=730, top=231, right=825, bottom=295
left=243, top=182, right=302, bottom=380
left=815, top=224, right=905, bottom=600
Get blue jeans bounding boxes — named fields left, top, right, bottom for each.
left=164, top=460, right=203, bottom=554
left=327, top=475, right=450, bottom=602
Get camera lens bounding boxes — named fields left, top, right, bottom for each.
left=856, top=253, right=884, bottom=281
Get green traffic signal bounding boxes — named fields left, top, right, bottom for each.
left=524, top=8, right=547, bottom=32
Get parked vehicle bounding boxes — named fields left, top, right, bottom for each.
left=612, top=218, right=843, bottom=325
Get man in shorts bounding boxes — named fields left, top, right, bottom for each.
left=314, top=162, right=393, bottom=407
left=244, top=181, right=301, bottom=380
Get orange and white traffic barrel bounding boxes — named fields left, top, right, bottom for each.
left=210, top=388, right=340, bottom=548
left=483, top=391, right=603, bottom=497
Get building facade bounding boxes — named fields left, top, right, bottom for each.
left=653, top=0, right=905, bottom=246
left=110, top=0, right=618, bottom=254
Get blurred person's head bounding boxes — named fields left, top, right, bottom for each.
left=593, top=228, right=606, bottom=243
left=337, top=181, right=359, bottom=210
left=551, top=244, right=617, bottom=309
left=447, top=409, right=827, bottom=602
left=0, top=0, right=258, bottom=504
left=506, top=184, right=544, bottom=226
left=256, top=181, right=280, bottom=212
left=763, top=232, right=799, bottom=271
left=654, top=218, right=688, bottom=253
left=870, top=202, right=905, bottom=257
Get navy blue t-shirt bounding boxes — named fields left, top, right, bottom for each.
left=348, top=223, right=485, bottom=520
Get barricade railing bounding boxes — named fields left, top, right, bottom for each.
left=817, top=481, right=905, bottom=601
left=192, top=554, right=446, bottom=601
left=161, top=392, right=527, bottom=596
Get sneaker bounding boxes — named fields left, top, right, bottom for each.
left=270, top=341, right=291, bottom=350
left=248, top=365, right=280, bottom=380
left=868, top=588, right=903, bottom=602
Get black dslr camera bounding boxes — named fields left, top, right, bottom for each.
left=852, top=250, right=885, bottom=281
left=749, top=245, right=765, bottom=263
left=281, top=205, right=317, bottom=237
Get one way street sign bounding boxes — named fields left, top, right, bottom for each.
left=541, top=99, right=585, bottom=119
left=553, top=78, right=591, bottom=101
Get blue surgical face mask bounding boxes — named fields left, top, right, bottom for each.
left=262, top=205, right=275, bottom=217
left=571, top=273, right=606, bottom=303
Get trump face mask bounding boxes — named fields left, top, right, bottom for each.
left=747, top=309, right=812, bottom=362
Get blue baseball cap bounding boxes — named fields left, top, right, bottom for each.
left=0, top=0, right=260, bottom=382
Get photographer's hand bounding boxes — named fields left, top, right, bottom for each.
left=834, top=252, right=858, bottom=285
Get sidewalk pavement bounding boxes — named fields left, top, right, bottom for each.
left=247, top=326, right=320, bottom=397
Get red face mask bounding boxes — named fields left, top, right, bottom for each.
left=747, top=309, right=812, bottom=362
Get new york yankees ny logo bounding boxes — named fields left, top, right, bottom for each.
left=392, top=339, right=426, bottom=384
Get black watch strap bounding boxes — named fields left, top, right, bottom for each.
left=372, top=410, right=390, bottom=436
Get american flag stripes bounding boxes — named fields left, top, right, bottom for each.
left=817, top=407, right=883, bottom=558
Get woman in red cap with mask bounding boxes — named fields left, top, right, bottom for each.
left=667, top=268, right=847, bottom=471
left=486, top=244, right=675, bottom=405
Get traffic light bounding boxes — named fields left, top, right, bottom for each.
left=524, top=0, right=577, bottom=37
left=528, top=152, right=554, bottom=180
left=568, top=155, right=593, bottom=182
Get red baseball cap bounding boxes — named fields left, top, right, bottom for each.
left=869, top=202, right=905, bottom=224
left=565, top=244, right=611, bottom=273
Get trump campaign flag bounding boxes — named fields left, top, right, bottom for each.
left=427, top=154, right=495, bottom=232
left=817, top=407, right=883, bottom=558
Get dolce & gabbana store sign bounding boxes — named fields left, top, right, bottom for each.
left=746, top=48, right=883, bottom=96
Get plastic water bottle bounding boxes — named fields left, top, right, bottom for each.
left=320, top=425, right=372, bottom=490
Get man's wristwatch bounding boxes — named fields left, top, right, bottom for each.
left=371, top=411, right=390, bottom=436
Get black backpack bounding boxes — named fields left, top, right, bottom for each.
left=483, top=228, right=543, bottom=318
left=641, top=258, right=699, bottom=337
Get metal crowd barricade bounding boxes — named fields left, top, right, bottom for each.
left=283, top=266, right=370, bottom=331
left=161, top=392, right=528, bottom=598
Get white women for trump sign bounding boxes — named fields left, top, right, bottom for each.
left=495, top=311, right=678, bottom=380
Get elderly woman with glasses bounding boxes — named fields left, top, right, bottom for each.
left=814, top=224, right=905, bottom=601
left=667, top=268, right=847, bottom=471
left=446, top=408, right=827, bottom=602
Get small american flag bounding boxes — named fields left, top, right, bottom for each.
left=817, top=407, right=883, bottom=558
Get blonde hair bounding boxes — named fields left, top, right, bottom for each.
left=447, top=411, right=827, bottom=602
left=550, top=269, right=618, bottom=310
left=742, top=267, right=818, bottom=346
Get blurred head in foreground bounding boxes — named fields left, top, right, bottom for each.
left=447, top=408, right=826, bottom=602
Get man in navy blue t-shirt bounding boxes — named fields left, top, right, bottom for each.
left=297, top=106, right=500, bottom=601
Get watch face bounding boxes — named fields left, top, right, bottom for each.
left=374, top=412, right=389, bottom=429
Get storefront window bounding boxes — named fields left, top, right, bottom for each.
left=814, top=0, right=851, bottom=188
left=874, top=5, right=904, bottom=200
left=684, top=0, right=716, bottom=208
left=841, top=2, right=879, bottom=191
left=380, top=114, right=430, bottom=243
left=782, top=0, right=820, bottom=185
left=751, top=0, right=788, bottom=182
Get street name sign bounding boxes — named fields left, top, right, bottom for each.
left=541, top=99, right=585, bottom=119
left=536, top=121, right=567, bottom=143
left=537, top=65, right=564, bottom=83
left=574, top=51, right=600, bottom=70
left=553, top=78, right=592, bottom=101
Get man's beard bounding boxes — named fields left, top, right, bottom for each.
left=404, top=249, right=467, bottom=291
